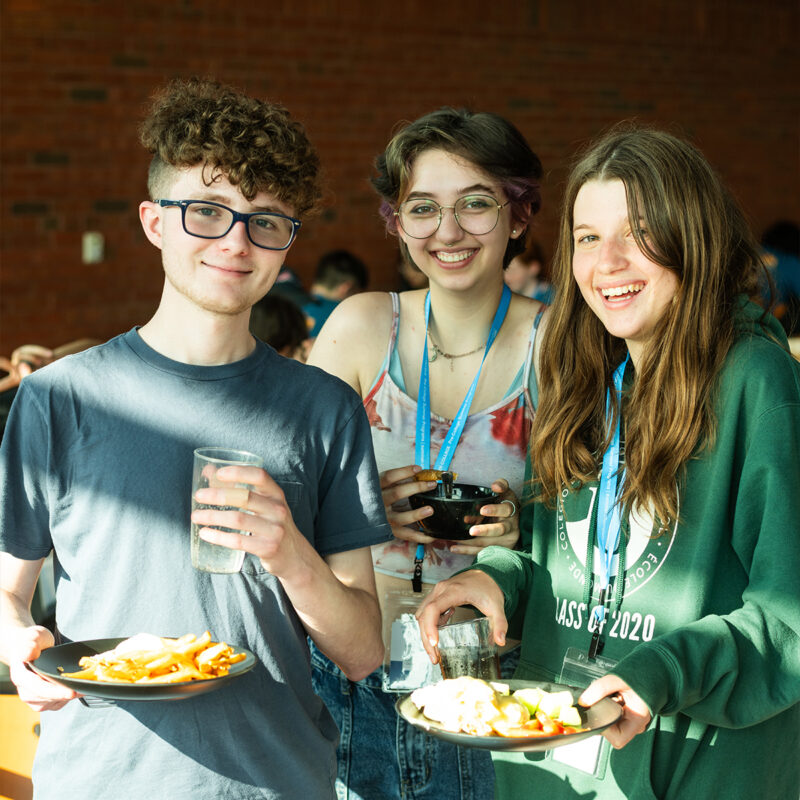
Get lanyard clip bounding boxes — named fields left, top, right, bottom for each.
left=588, top=587, right=608, bottom=660
left=588, top=629, right=604, bottom=660
left=441, top=471, right=454, bottom=499
left=412, top=544, right=424, bottom=593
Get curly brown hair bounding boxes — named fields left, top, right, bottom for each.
left=139, top=77, right=321, bottom=217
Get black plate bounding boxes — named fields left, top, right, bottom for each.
left=30, top=637, right=257, bottom=701
left=396, top=679, right=623, bottom=752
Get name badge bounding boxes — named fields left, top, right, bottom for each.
left=548, top=647, right=617, bottom=779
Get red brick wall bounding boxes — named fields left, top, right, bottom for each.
left=2, top=0, right=798, bottom=353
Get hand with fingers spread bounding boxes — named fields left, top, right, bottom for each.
left=579, top=674, right=652, bottom=749
left=415, top=569, right=507, bottom=665
left=378, top=464, right=440, bottom=544
left=450, top=478, right=520, bottom=555
left=7, top=625, right=78, bottom=711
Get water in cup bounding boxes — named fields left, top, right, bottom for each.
left=191, top=448, right=264, bottom=574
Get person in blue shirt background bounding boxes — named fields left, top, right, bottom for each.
left=303, top=249, right=369, bottom=337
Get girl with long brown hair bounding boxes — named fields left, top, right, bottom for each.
left=419, top=126, right=800, bottom=799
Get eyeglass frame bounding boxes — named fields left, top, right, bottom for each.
left=394, top=194, right=511, bottom=239
left=155, top=199, right=302, bottom=251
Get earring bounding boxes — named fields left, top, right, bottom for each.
left=512, top=229, right=517, bottom=235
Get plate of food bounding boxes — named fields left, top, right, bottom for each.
left=29, top=632, right=257, bottom=701
left=396, top=676, right=623, bottom=752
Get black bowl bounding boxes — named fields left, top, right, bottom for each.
left=409, top=483, right=500, bottom=541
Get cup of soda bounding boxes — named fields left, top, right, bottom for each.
left=436, top=616, right=500, bottom=681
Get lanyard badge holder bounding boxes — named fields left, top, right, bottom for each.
left=382, top=286, right=512, bottom=693
left=550, top=647, right=617, bottom=778
left=551, top=356, right=628, bottom=778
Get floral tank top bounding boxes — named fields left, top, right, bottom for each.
left=365, top=292, right=541, bottom=583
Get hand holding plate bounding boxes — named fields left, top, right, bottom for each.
left=579, top=673, right=651, bottom=749
left=8, top=625, right=78, bottom=711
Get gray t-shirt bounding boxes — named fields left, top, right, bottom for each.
left=0, top=329, right=392, bottom=799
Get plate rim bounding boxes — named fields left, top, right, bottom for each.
left=29, top=636, right=257, bottom=701
left=396, top=678, right=623, bottom=752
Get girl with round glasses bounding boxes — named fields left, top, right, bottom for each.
left=308, top=107, right=545, bottom=799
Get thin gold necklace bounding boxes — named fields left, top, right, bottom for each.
left=427, top=332, right=485, bottom=371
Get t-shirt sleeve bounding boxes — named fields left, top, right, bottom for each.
left=0, top=381, right=54, bottom=559
left=313, top=397, right=392, bottom=556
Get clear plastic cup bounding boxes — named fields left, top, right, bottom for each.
left=436, top=616, right=500, bottom=680
left=190, top=447, right=264, bottom=574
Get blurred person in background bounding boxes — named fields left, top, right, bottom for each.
left=503, top=236, right=554, bottom=304
left=251, top=293, right=312, bottom=362
left=269, top=262, right=312, bottom=309
left=0, top=339, right=100, bottom=441
left=302, top=249, right=369, bottom=337
left=760, top=219, right=800, bottom=336
left=0, top=338, right=100, bottom=391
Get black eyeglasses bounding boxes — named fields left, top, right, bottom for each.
left=156, top=199, right=301, bottom=251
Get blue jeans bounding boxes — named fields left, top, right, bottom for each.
left=311, top=643, right=519, bottom=800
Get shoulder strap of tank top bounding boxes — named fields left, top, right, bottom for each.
left=387, top=292, right=400, bottom=357
left=523, top=307, right=545, bottom=415
left=363, top=292, right=401, bottom=404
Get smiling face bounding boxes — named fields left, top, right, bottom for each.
left=140, top=164, right=295, bottom=318
left=396, top=149, right=522, bottom=293
left=571, top=179, right=679, bottom=366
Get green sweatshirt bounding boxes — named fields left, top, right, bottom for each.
left=471, top=304, right=800, bottom=799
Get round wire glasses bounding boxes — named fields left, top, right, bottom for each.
left=395, top=194, right=509, bottom=239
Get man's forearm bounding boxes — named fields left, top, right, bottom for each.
left=277, top=544, right=384, bottom=681
left=0, top=589, right=37, bottom=664
left=304, top=585, right=383, bottom=681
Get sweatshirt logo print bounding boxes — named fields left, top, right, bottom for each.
left=556, top=484, right=678, bottom=598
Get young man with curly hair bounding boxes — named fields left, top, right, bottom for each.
left=0, top=78, right=391, bottom=799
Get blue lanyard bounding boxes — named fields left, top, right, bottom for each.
left=591, top=354, right=629, bottom=631
left=414, top=284, right=512, bottom=472
left=412, top=285, right=511, bottom=580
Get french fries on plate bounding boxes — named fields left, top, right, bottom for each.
left=58, top=632, right=246, bottom=684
